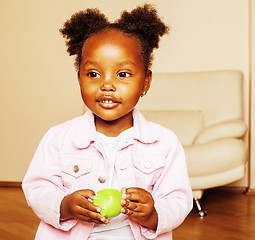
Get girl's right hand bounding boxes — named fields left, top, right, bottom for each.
left=60, top=189, right=109, bottom=224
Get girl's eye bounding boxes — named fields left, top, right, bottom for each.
left=87, top=72, right=100, bottom=78
left=118, top=72, right=131, bottom=78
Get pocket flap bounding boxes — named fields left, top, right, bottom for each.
left=133, top=155, right=165, bottom=174
left=60, top=155, right=93, bottom=178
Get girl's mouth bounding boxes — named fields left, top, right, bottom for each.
left=100, top=100, right=115, bottom=104
left=96, top=98, right=121, bottom=109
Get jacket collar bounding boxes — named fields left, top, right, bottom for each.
left=132, top=109, right=159, bottom=144
left=72, top=109, right=159, bottom=149
left=72, top=110, right=97, bottom=149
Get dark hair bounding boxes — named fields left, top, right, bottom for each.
left=60, top=4, right=169, bottom=72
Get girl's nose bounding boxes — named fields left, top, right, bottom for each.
left=100, top=76, right=116, bottom=92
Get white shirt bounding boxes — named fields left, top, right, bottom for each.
left=88, top=128, right=135, bottom=240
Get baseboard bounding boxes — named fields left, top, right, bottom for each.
left=0, top=181, right=22, bottom=187
left=245, top=188, right=255, bottom=195
left=208, top=186, right=247, bottom=194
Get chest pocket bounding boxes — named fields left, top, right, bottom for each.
left=133, top=154, right=165, bottom=174
left=132, top=154, right=165, bottom=190
left=60, top=154, right=93, bottom=189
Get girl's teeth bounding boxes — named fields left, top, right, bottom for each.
left=102, top=100, right=113, bottom=103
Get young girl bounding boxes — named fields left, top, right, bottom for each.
left=22, top=4, right=193, bottom=240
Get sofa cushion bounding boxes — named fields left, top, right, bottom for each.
left=140, top=110, right=203, bottom=146
left=193, top=119, right=248, bottom=144
left=184, top=138, right=247, bottom=177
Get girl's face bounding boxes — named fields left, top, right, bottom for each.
left=78, top=29, right=151, bottom=133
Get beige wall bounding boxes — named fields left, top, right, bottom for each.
left=0, top=0, right=252, bottom=185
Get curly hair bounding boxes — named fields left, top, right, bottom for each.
left=60, top=4, right=169, bottom=72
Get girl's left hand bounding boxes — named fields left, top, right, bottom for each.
left=120, top=187, right=158, bottom=230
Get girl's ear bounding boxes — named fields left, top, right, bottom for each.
left=141, top=70, right=152, bottom=97
left=77, top=71, right=81, bottom=85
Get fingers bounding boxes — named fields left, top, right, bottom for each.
left=78, top=189, right=96, bottom=202
left=120, top=198, right=143, bottom=217
left=121, top=187, right=154, bottom=215
left=121, top=198, right=139, bottom=211
left=77, top=194, right=109, bottom=224
left=121, top=187, right=153, bottom=204
left=120, top=187, right=158, bottom=229
left=62, top=189, right=109, bottom=224
left=75, top=205, right=109, bottom=224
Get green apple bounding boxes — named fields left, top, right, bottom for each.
left=93, top=189, right=122, bottom=218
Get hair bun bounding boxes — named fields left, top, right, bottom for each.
left=115, top=4, right=169, bottom=50
left=60, top=9, right=109, bottom=56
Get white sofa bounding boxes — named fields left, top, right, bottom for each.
left=137, top=70, right=248, bottom=215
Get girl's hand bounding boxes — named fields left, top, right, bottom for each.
left=60, top=189, right=109, bottom=224
left=121, top=187, right=158, bottom=230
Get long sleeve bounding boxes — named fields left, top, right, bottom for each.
left=22, top=127, right=77, bottom=231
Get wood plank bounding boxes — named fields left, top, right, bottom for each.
left=0, top=187, right=39, bottom=240
left=0, top=181, right=22, bottom=187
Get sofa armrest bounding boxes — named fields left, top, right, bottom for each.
left=193, top=120, right=247, bottom=145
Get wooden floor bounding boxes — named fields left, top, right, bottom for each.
left=174, top=188, right=255, bottom=240
left=0, top=187, right=254, bottom=240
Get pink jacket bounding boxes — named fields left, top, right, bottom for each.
left=22, top=109, right=193, bottom=240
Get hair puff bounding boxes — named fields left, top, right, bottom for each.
left=59, top=8, right=109, bottom=70
left=114, top=4, right=169, bottom=69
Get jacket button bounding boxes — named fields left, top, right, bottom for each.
left=98, top=176, right=106, bottom=183
left=73, top=165, right=79, bottom=173
left=144, top=161, right=152, bottom=169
